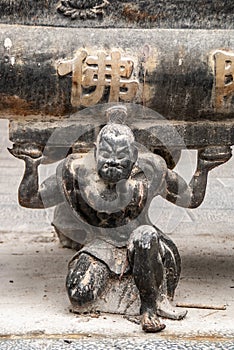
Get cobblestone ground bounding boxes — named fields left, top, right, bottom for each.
left=0, top=338, right=233, bottom=350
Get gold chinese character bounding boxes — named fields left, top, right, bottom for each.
left=213, top=50, right=234, bottom=109
left=57, top=49, right=139, bottom=107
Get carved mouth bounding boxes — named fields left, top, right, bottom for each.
left=103, top=164, right=123, bottom=170
left=99, top=165, right=124, bottom=182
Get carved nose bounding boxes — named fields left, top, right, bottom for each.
left=107, top=160, right=118, bottom=167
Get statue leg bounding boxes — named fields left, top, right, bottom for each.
left=156, top=231, right=187, bottom=320
left=52, top=203, right=87, bottom=250
left=66, top=253, right=110, bottom=307
left=53, top=225, right=83, bottom=250
left=127, top=225, right=166, bottom=333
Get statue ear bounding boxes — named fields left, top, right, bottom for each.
left=132, top=146, right=138, bottom=163
left=94, top=143, right=97, bottom=160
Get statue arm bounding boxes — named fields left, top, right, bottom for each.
left=164, top=147, right=232, bottom=209
left=165, top=166, right=208, bottom=208
left=9, top=145, right=63, bottom=209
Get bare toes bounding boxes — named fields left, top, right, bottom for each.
left=141, top=312, right=166, bottom=333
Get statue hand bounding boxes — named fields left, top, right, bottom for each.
left=198, top=146, right=232, bottom=171
left=8, top=143, right=43, bottom=165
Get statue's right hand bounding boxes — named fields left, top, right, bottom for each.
left=8, top=143, right=43, bottom=163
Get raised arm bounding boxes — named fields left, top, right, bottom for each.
left=9, top=144, right=63, bottom=209
left=164, top=146, right=232, bottom=209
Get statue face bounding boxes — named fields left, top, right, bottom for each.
left=96, top=135, right=137, bottom=183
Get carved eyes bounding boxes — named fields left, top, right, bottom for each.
left=117, top=153, right=127, bottom=160
left=100, top=150, right=128, bottom=160
left=100, top=152, right=111, bottom=159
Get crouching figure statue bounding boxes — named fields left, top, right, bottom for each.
left=9, top=105, right=231, bottom=333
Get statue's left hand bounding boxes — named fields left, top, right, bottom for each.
left=198, top=146, right=232, bottom=171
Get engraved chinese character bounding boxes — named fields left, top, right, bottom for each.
left=213, top=50, right=234, bottom=109
left=57, top=49, right=139, bottom=107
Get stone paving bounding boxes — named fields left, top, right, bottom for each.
left=0, top=338, right=233, bottom=350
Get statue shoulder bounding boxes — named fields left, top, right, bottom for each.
left=55, top=153, right=83, bottom=183
left=152, top=153, right=168, bottom=170
left=63, top=153, right=84, bottom=170
left=137, top=152, right=168, bottom=194
left=57, top=153, right=96, bottom=188
left=138, top=152, right=168, bottom=173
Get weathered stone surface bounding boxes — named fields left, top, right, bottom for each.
left=9, top=119, right=234, bottom=158
left=0, top=0, right=233, bottom=29
left=1, top=26, right=234, bottom=120
left=0, top=0, right=234, bottom=337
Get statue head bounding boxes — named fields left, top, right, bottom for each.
left=95, top=106, right=138, bottom=184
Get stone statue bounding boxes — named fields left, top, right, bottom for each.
left=9, top=105, right=231, bottom=333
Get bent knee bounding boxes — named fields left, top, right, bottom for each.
left=66, top=253, right=109, bottom=306
left=66, top=277, right=95, bottom=306
left=129, top=225, right=159, bottom=250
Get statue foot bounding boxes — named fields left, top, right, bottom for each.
left=123, top=315, right=141, bottom=325
left=141, top=310, right=166, bottom=333
left=157, top=298, right=187, bottom=320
